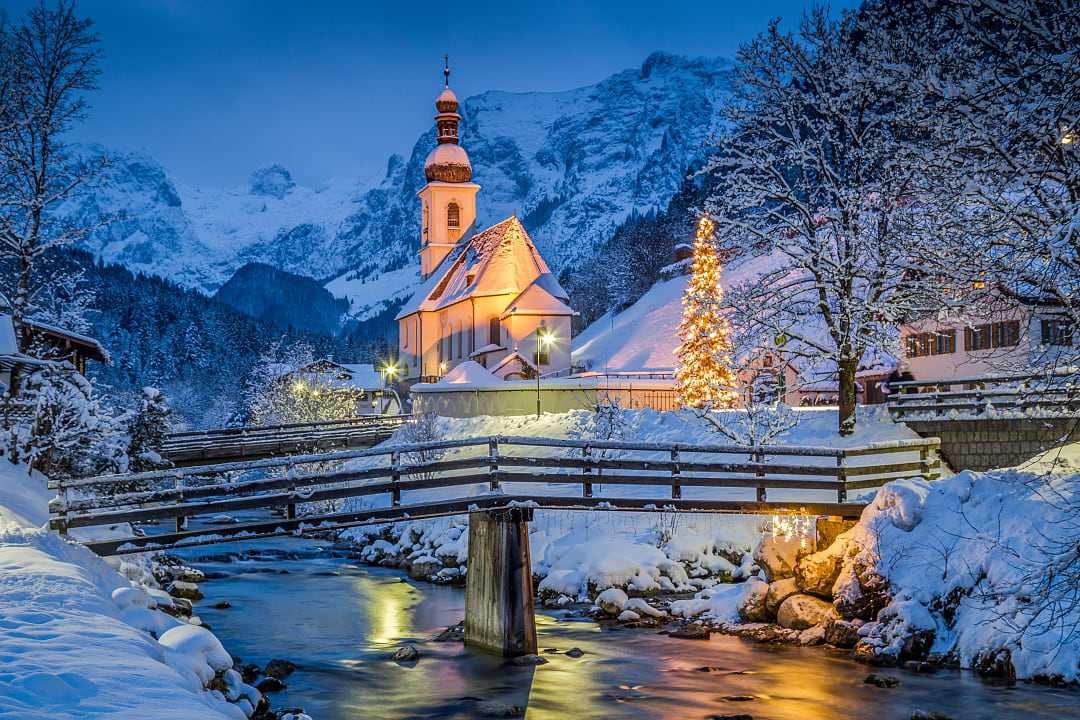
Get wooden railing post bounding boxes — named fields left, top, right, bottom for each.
left=488, top=438, right=500, bottom=492
left=670, top=447, right=681, bottom=500
left=173, top=472, right=185, bottom=533
left=918, top=444, right=930, bottom=480
left=390, top=450, right=401, bottom=506
left=753, top=448, right=766, bottom=502
left=582, top=444, right=593, bottom=498
left=836, top=452, right=848, bottom=503
left=55, top=483, right=69, bottom=537
left=286, top=462, right=297, bottom=520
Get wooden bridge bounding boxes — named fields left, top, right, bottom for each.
left=888, top=370, right=1079, bottom=420
left=162, top=415, right=410, bottom=466
left=51, top=434, right=941, bottom=656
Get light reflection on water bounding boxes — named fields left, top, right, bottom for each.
left=175, top=535, right=1080, bottom=720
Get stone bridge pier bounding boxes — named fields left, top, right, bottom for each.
left=464, top=506, right=537, bottom=657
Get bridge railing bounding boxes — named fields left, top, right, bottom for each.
left=887, top=370, right=1079, bottom=420
left=161, top=414, right=411, bottom=465
left=49, top=435, right=941, bottom=553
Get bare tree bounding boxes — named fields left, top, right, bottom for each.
left=706, top=9, right=944, bottom=434
left=0, top=1, right=103, bottom=340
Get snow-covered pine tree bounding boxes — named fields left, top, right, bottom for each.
left=244, top=339, right=358, bottom=426
left=674, top=216, right=738, bottom=410
left=127, top=386, right=172, bottom=472
left=8, top=364, right=123, bottom=479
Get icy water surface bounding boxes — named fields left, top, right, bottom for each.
left=173, top=533, right=1080, bottom=720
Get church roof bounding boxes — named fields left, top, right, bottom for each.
left=500, top=274, right=574, bottom=318
left=398, top=216, right=565, bottom=318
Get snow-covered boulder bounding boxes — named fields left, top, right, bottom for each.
left=735, top=577, right=771, bottom=623
left=624, top=597, right=666, bottom=618
left=596, top=588, right=629, bottom=616
left=753, top=534, right=812, bottom=581
left=794, top=541, right=847, bottom=598
left=764, top=577, right=799, bottom=616
left=776, top=594, right=837, bottom=630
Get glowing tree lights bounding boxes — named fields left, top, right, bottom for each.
left=674, top=217, right=738, bottom=410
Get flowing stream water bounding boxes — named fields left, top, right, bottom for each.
left=171, top=529, right=1080, bottom=720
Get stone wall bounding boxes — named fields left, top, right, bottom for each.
left=903, top=417, right=1078, bottom=472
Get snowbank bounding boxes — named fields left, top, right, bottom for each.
left=0, top=462, right=260, bottom=718
left=834, top=444, right=1080, bottom=681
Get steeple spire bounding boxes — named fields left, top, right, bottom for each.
left=444, top=53, right=450, bottom=88
left=425, top=56, right=471, bottom=183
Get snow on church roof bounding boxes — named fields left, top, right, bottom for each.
left=397, top=216, right=568, bottom=318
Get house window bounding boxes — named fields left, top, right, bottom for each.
left=489, top=317, right=500, bottom=345
left=965, top=321, right=1020, bottom=351
left=447, top=202, right=460, bottom=230
left=402, top=320, right=409, bottom=349
left=905, top=329, right=956, bottom=358
left=1041, top=318, right=1074, bottom=346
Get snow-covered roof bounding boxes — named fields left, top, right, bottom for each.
left=492, top=350, right=535, bottom=376
left=470, top=343, right=505, bottom=357
left=397, top=216, right=562, bottom=318
left=276, top=360, right=383, bottom=390
left=0, top=314, right=17, bottom=356
left=501, top=274, right=574, bottom=318
left=439, top=360, right=500, bottom=385
left=22, top=319, right=109, bottom=363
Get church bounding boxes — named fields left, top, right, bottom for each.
left=396, top=64, right=576, bottom=383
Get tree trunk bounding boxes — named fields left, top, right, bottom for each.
left=838, top=355, right=859, bottom=436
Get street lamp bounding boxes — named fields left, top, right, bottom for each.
left=535, top=328, right=556, bottom=418
left=380, top=362, right=403, bottom=415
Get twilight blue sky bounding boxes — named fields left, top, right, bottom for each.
left=2, top=0, right=856, bottom=187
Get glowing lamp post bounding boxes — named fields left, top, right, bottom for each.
left=535, top=328, right=556, bottom=418
left=380, top=363, right=402, bottom=415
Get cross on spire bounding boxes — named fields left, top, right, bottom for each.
left=443, top=54, right=450, bottom=87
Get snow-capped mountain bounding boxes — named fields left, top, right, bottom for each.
left=67, top=52, right=733, bottom=313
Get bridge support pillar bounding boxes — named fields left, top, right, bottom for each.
left=465, top=507, right=537, bottom=657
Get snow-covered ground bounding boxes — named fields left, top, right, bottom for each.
left=0, top=462, right=262, bottom=719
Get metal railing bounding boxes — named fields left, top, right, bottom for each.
left=51, top=434, right=941, bottom=556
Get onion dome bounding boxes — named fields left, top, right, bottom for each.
left=435, top=86, right=459, bottom=113
left=424, top=55, right=472, bottom=183
left=424, top=143, right=472, bottom=183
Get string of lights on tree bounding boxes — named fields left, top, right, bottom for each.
left=674, top=216, right=738, bottom=410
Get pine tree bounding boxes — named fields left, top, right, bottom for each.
left=674, top=217, right=738, bottom=409
left=127, top=386, right=172, bottom=472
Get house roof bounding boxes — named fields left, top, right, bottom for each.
left=276, top=360, right=384, bottom=391
left=500, top=274, right=574, bottom=318
left=397, top=216, right=568, bottom=319
left=21, top=319, right=109, bottom=363
left=491, top=350, right=535, bottom=376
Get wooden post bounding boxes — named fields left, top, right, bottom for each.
left=582, top=444, right=593, bottom=498
left=488, top=438, right=500, bottom=492
left=286, top=462, right=297, bottom=520
left=753, top=449, right=766, bottom=502
left=464, top=506, right=537, bottom=657
left=173, top=473, right=185, bottom=533
left=836, top=452, right=848, bottom=503
left=918, top=445, right=931, bottom=480
left=670, top=447, right=681, bottom=500
left=390, top=450, right=401, bottom=506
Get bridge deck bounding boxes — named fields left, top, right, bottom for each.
left=52, top=434, right=942, bottom=556
left=162, top=415, right=409, bottom=466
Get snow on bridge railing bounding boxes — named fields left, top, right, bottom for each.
left=888, top=369, right=1079, bottom=420
left=49, top=434, right=941, bottom=554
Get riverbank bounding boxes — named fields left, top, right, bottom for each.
left=0, top=461, right=276, bottom=719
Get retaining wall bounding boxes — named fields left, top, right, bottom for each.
left=903, top=416, right=1078, bottom=472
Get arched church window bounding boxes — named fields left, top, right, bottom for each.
left=447, top=202, right=461, bottom=230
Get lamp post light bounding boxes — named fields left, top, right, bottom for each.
left=380, top=362, right=402, bottom=415
left=535, top=328, right=555, bottom=418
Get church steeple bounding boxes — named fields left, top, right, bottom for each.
left=425, top=56, right=471, bottom=183
left=418, top=57, right=480, bottom=279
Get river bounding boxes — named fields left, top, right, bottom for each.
left=171, top=532, right=1080, bottom=720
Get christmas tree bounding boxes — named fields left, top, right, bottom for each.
left=674, top=217, right=738, bottom=409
